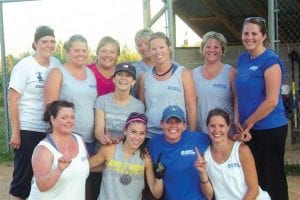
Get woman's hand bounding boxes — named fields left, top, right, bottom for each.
left=57, top=155, right=72, bottom=172
left=194, top=147, right=207, bottom=174
left=10, top=131, right=21, bottom=149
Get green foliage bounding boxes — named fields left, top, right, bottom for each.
left=118, top=45, right=141, bottom=63
left=285, top=163, right=300, bottom=175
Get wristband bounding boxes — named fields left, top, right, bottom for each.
left=200, top=178, right=209, bottom=184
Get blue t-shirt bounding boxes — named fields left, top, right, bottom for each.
left=147, top=131, right=210, bottom=200
left=236, top=49, right=287, bottom=129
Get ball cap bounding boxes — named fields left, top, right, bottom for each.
left=114, top=62, right=136, bottom=79
left=161, top=105, right=185, bottom=122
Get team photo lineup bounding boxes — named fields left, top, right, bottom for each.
left=7, top=16, right=289, bottom=200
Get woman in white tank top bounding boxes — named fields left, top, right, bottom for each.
left=194, top=108, right=270, bottom=200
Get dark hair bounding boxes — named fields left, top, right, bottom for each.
left=243, top=17, right=270, bottom=47
left=32, top=25, right=55, bottom=50
left=206, top=108, right=230, bottom=126
left=123, top=112, right=148, bottom=158
left=43, top=100, right=75, bottom=132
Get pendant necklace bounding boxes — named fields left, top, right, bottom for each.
left=119, top=146, right=132, bottom=185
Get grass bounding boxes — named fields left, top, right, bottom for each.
left=285, top=163, right=300, bottom=176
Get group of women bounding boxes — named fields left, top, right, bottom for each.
left=8, top=16, right=288, bottom=200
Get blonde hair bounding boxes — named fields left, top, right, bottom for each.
left=199, top=31, right=227, bottom=56
left=96, top=36, right=120, bottom=56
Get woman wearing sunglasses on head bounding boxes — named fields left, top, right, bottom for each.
left=235, top=17, right=288, bottom=200
left=89, top=112, right=163, bottom=200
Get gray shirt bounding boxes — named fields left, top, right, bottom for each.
left=58, top=65, right=97, bottom=142
left=94, top=93, right=145, bottom=138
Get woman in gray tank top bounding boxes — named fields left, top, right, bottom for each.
left=192, top=31, right=238, bottom=134
left=89, top=112, right=163, bottom=200
left=139, top=32, right=197, bottom=138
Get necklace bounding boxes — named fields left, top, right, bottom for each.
left=153, top=64, right=173, bottom=76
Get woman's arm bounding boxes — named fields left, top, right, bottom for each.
left=182, top=68, right=197, bottom=131
left=229, top=67, right=243, bottom=133
left=144, top=155, right=163, bottom=199
left=194, top=147, right=214, bottom=199
left=44, top=68, right=63, bottom=106
left=32, top=145, right=69, bottom=192
left=7, top=89, right=21, bottom=149
left=89, top=145, right=110, bottom=168
left=138, top=73, right=146, bottom=104
left=242, top=64, right=282, bottom=129
left=239, top=143, right=259, bottom=200
left=94, top=108, right=105, bottom=142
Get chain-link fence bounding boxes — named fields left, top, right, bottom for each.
left=278, top=0, right=300, bottom=143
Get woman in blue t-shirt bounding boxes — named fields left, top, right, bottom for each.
left=235, top=17, right=288, bottom=200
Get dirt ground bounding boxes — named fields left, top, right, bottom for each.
left=1, top=162, right=299, bottom=200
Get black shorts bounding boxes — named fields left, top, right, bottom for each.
left=9, top=130, right=46, bottom=198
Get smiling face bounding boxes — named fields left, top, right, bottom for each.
left=113, top=71, right=135, bottom=91
left=161, top=118, right=186, bottom=144
left=207, top=115, right=230, bottom=144
left=67, top=41, right=88, bottom=67
left=97, top=43, right=119, bottom=69
left=34, top=36, right=56, bottom=58
left=203, top=38, right=223, bottom=63
left=124, top=122, right=147, bottom=150
left=242, top=22, right=267, bottom=54
left=150, top=37, right=171, bottom=66
left=51, top=107, right=75, bottom=135
left=136, top=37, right=152, bottom=60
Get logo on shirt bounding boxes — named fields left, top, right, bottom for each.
left=249, top=66, right=259, bottom=71
left=212, top=83, right=227, bottom=89
left=89, top=84, right=97, bottom=89
left=167, top=86, right=182, bottom=92
left=181, top=149, right=196, bottom=156
left=227, top=162, right=241, bottom=168
left=36, top=72, right=44, bottom=82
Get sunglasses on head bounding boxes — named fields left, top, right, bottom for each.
left=244, top=17, right=266, bottom=24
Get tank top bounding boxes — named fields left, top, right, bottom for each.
left=193, top=64, right=234, bottom=133
left=144, top=65, right=186, bottom=138
left=204, top=142, right=270, bottom=200
left=58, top=65, right=97, bottom=142
left=99, top=143, right=145, bottom=200
left=28, top=134, right=89, bottom=200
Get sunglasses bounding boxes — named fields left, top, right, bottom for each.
left=244, top=17, right=266, bottom=24
left=126, top=112, right=148, bottom=125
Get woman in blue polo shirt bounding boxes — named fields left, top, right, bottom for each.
left=235, top=17, right=288, bottom=200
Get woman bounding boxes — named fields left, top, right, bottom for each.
left=44, top=34, right=97, bottom=154
left=147, top=105, right=210, bottom=200
left=235, top=17, right=288, bottom=200
left=94, top=62, right=144, bottom=145
left=139, top=32, right=197, bottom=138
left=88, top=36, right=120, bottom=96
left=28, top=100, right=89, bottom=200
left=8, top=26, right=61, bottom=200
left=192, top=31, right=238, bottom=133
left=44, top=34, right=97, bottom=199
left=195, top=108, right=270, bottom=200
left=132, top=28, right=155, bottom=97
left=89, top=112, right=163, bottom=200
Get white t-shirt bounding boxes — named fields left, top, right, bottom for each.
left=8, top=55, right=61, bottom=132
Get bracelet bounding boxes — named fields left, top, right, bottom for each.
left=233, top=134, right=238, bottom=141
left=200, top=178, right=209, bottom=184
left=56, top=167, right=62, bottom=173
